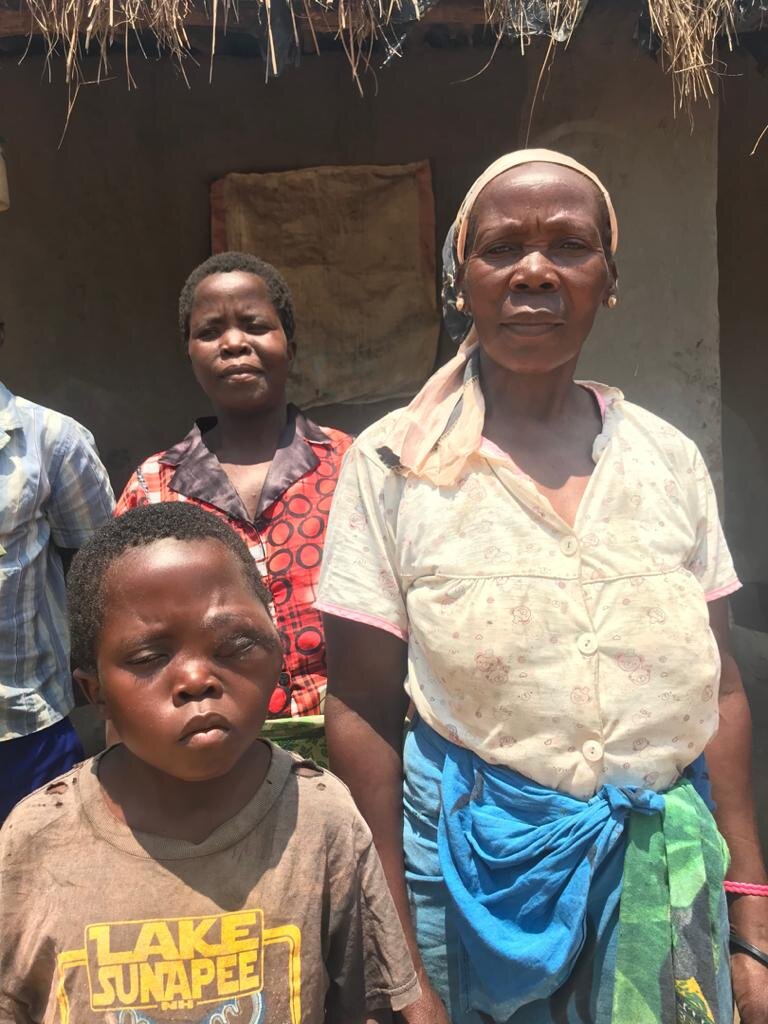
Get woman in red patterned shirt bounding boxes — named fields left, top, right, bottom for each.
left=116, top=252, right=352, bottom=760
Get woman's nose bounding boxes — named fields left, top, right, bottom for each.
left=509, top=250, right=558, bottom=292
left=171, top=662, right=224, bottom=705
left=219, top=328, right=253, bottom=355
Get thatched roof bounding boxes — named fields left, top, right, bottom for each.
left=0, top=0, right=765, bottom=107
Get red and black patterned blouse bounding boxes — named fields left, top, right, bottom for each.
left=114, top=406, right=352, bottom=719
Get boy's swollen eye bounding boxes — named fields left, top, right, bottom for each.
left=217, top=634, right=258, bottom=658
left=216, top=631, right=277, bottom=659
left=124, top=650, right=167, bottom=668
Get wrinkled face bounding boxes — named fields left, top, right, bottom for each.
left=187, top=271, right=295, bottom=415
left=84, top=538, right=282, bottom=782
left=459, top=164, right=616, bottom=375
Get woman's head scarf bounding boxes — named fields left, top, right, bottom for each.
left=389, top=149, right=619, bottom=485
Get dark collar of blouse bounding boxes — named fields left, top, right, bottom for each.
left=159, top=404, right=332, bottom=525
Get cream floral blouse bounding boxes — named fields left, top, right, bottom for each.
left=317, top=385, right=740, bottom=798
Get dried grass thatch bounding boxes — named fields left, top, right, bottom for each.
left=645, top=0, right=737, bottom=110
left=484, top=0, right=585, bottom=49
left=14, top=0, right=746, bottom=110
left=23, top=0, right=200, bottom=87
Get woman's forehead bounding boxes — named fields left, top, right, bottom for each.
left=472, top=163, right=603, bottom=225
left=192, top=271, right=270, bottom=312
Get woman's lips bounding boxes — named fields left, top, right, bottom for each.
left=219, top=364, right=264, bottom=382
left=223, top=374, right=261, bottom=384
left=501, top=307, right=565, bottom=336
left=502, top=321, right=564, bottom=336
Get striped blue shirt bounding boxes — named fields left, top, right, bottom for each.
left=0, top=384, right=114, bottom=741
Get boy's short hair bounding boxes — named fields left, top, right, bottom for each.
left=68, top=502, right=271, bottom=673
left=178, top=251, right=296, bottom=344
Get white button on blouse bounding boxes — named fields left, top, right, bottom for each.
left=582, top=740, right=604, bottom=763
left=560, top=536, right=579, bottom=557
left=577, top=633, right=598, bottom=656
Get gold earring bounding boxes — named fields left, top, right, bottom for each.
left=607, top=295, right=618, bottom=309
left=455, top=294, right=465, bottom=312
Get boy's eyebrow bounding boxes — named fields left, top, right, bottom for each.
left=117, top=628, right=169, bottom=649
left=114, top=614, right=277, bottom=650
left=203, top=611, right=279, bottom=647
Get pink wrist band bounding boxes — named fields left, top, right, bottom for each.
left=724, top=881, right=768, bottom=897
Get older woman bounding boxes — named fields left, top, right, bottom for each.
left=317, top=151, right=768, bottom=1023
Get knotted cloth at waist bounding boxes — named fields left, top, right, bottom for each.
left=427, top=723, right=729, bottom=1023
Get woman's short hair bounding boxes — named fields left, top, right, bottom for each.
left=178, top=251, right=296, bottom=343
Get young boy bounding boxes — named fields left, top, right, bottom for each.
left=0, top=503, right=418, bottom=1024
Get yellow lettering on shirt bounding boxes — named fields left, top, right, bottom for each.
left=88, top=924, right=122, bottom=966
left=176, top=917, right=219, bottom=959
left=138, top=961, right=167, bottom=1004
left=134, top=922, right=180, bottom=963
left=163, top=961, right=193, bottom=1002
left=90, top=966, right=116, bottom=1008
left=113, top=963, right=139, bottom=1005
left=58, top=911, right=302, bottom=1024
left=220, top=910, right=261, bottom=953
left=83, top=912, right=266, bottom=1012
left=189, top=957, right=217, bottom=999
left=238, top=949, right=261, bottom=988
left=216, top=953, right=240, bottom=996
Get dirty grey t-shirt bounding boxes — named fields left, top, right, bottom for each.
left=0, top=744, right=419, bottom=1024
